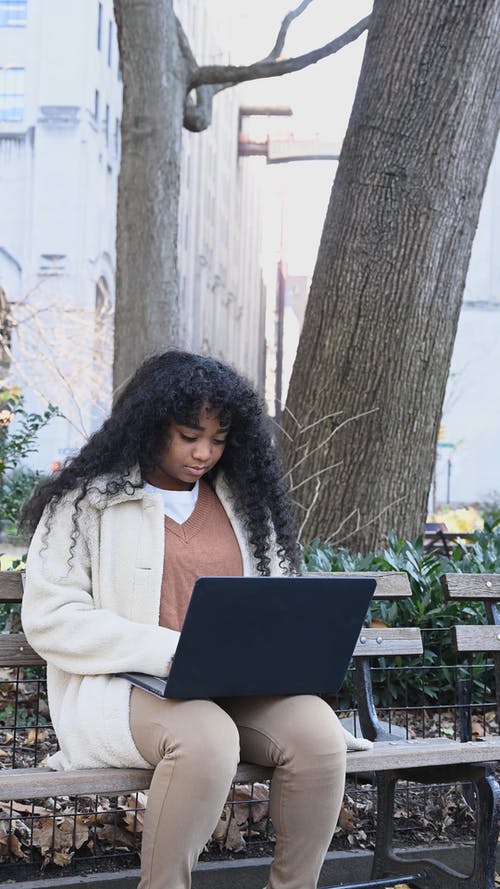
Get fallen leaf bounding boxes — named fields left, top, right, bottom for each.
left=118, top=792, right=147, bottom=833
left=228, top=783, right=269, bottom=826
left=94, top=822, right=137, bottom=849
left=0, top=829, right=25, bottom=859
left=212, top=805, right=246, bottom=852
left=338, top=801, right=356, bottom=831
left=25, top=728, right=46, bottom=746
left=32, top=816, right=89, bottom=866
left=0, top=801, right=57, bottom=817
left=471, top=719, right=485, bottom=738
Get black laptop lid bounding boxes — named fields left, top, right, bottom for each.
left=164, top=575, right=375, bottom=699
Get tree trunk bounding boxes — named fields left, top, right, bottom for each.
left=283, top=0, right=499, bottom=551
left=113, top=0, right=188, bottom=395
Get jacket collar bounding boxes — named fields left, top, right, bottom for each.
left=85, top=466, right=235, bottom=512
left=86, top=466, right=148, bottom=510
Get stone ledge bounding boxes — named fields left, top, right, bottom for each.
left=0, top=843, right=481, bottom=889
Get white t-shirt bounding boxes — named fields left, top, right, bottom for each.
left=143, top=480, right=199, bottom=525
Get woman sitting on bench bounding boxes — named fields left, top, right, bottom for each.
left=20, top=349, right=347, bottom=889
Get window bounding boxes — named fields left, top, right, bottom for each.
left=107, top=20, right=112, bottom=66
left=94, top=88, right=100, bottom=121
left=97, top=2, right=102, bottom=50
left=104, top=103, right=109, bottom=144
left=0, top=1, right=27, bottom=27
left=0, top=67, right=25, bottom=121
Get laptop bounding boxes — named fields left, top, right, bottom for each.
left=119, top=575, right=376, bottom=699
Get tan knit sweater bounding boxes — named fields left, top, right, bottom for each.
left=159, top=480, right=243, bottom=631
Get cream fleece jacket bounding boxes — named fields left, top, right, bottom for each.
left=22, top=471, right=278, bottom=770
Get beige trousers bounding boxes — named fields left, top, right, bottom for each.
left=130, top=688, right=346, bottom=889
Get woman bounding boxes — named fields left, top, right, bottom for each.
left=21, top=350, right=347, bottom=889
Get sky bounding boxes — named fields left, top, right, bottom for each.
left=214, top=0, right=373, bottom=275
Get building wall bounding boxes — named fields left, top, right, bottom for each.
left=175, top=0, right=267, bottom=392
left=0, top=0, right=267, bottom=471
left=435, top=138, right=500, bottom=506
left=0, top=0, right=120, bottom=467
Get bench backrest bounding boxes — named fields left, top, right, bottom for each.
left=0, top=569, right=420, bottom=746
left=442, top=572, right=500, bottom=734
left=0, top=571, right=42, bottom=666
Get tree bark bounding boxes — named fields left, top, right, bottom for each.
left=113, top=0, right=189, bottom=395
left=283, top=0, right=500, bottom=551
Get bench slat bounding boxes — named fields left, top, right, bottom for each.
left=0, top=571, right=24, bottom=603
left=353, top=627, right=422, bottom=657
left=0, top=766, right=154, bottom=799
left=310, top=571, right=411, bottom=598
left=0, top=634, right=45, bottom=666
left=0, top=763, right=273, bottom=800
left=1, top=739, right=500, bottom=801
left=442, top=573, right=500, bottom=600
left=452, top=625, right=500, bottom=652
left=0, top=628, right=424, bottom=665
left=345, top=737, right=500, bottom=772
left=0, top=571, right=413, bottom=603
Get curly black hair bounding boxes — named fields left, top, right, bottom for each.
left=21, top=350, right=300, bottom=574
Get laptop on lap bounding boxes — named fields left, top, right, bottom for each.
left=119, top=575, right=375, bottom=699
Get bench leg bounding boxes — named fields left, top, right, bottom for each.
left=370, top=765, right=500, bottom=889
left=474, top=768, right=500, bottom=889
left=370, top=772, right=398, bottom=878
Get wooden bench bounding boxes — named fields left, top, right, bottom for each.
left=2, top=570, right=500, bottom=889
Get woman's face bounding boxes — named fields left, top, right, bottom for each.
left=146, top=409, right=230, bottom=491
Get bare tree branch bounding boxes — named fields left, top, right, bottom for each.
left=324, top=507, right=360, bottom=543
left=289, top=460, right=342, bottom=493
left=183, top=0, right=320, bottom=127
left=176, top=14, right=214, bottom=131
left=8, top=289, right=113, bottom=440
left=297, top=477, right=321, bottom=542
left=181, top=0, right=309, bottom=128
left=280, top=404, right=302, bottom=429
left=284, top=407, right=379, bottom=481
left=298, top=411, right=343, bottom=435
left=189, top=15, right=370, bottom=89
left=182, top=4, right=369, bottom=137
left=183, top=86, right=214, bottom=132
left=271, top=416, right=294, bottom=442
left=325, top=496, right=408, bottom=546
left=264, top=0, right=317, bottom=62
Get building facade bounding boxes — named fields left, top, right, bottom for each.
left=0, top=0, right=121, bottom=466
left=434, top=138, right=500, bottom=506
left=175, top=0, right=267, bottom=391
left=0, top=0, right=267, bottom=470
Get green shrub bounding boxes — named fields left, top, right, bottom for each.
left=302, top=529, right=500, bottom=708
left=0, top=391, right=59, bottom=629
left=475, top=493, right=500, bottom=533
left=0, top=392, right=58, bottom=534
